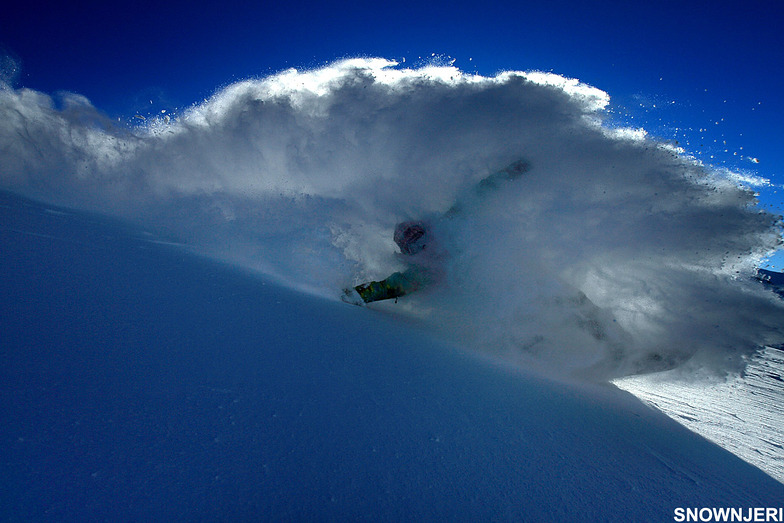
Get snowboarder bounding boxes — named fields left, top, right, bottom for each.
left=343, top=159, right=531, bottom=305
left=343, top=221, right=435, bottom=304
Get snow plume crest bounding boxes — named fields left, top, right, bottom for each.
left=1, top=58, right=782, bottom=380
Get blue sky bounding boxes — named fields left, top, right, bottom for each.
left=3, top=0, right=783, bottom=261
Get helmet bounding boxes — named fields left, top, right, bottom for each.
left=394, top=221, right=427, bottom=255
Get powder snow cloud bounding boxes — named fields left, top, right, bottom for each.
left=1, top=58, right=782, bottom=379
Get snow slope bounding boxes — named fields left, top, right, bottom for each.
left=2, top=191, right=782, bottom=522
left=615, top=346, right=784, bottom=484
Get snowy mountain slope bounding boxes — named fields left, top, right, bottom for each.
left=758, top=268, right=784, bottom=298
left=615, top=346, right=784, bottom=484
left=613, top=270, right=784, bottom=485
left=1, top=192, right=783, bottom=521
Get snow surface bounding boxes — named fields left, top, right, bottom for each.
left=1, top=191, right=783, bottom=521
left=2, top=58, right=784, bottom=519
left=615, top=346, right=784, bottom=484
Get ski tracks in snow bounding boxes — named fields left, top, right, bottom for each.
left=615, top=346, right=784, bottom=484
